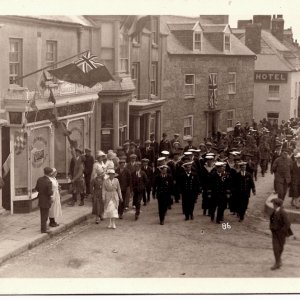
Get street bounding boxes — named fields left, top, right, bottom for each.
left=0, top=170, right=299, bottom=278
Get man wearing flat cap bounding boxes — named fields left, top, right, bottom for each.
left=152, top=165, right=173, bottom=225
left=269, top=198, right=292, bottom=270
left=35, top=167, right=54, bottom=233
left=159, top=132, right=172, bottom=154
left=141, top=140, right=155, bottom=166
left=142, top=158, right=154, bottom=205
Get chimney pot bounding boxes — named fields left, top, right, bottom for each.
left=245, top=23, right=262, bottom=54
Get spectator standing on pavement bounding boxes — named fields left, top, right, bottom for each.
left=271, top=149, right=293, bottom=201
left=269, top=198, right=292, bottom=270
left=152, top=165, right=173, bottom=225
left=48, top=168, right=62, bottom=227
left=141, top=158, right=154, bottom=205
left=102, top=169, right=123, bottom=229
left=83, top=148, right=94, bottom=197
left=91, top=169, right=105, bottom=224
left=69, top=148, right=85, bottom=206
left=289, top=152, right=300, bottom=209
left=35, top=167, right=53, bottom=233
left=159, top=132, right=172, bottom=154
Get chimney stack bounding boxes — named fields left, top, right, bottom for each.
left=245, top=23, right=262, bottom=54
left=237, top=19, right=252, bottom=29
left=271, top=15, right=284, bottom=41
left=253, top=15, right=271, bottom=30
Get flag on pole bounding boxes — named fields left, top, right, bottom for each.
left=208, top=73, right=218, bottom=109
left=48, top=51, right=114, bottom=88
left=48, top=88, right=56, bottom=104
left=2, top=153, right=11, bottom=178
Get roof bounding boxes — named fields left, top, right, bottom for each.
left=202, top=24, right=227, bottom=33
left=160, top=15, right=199, bottom=35
left=13, top=15, right=94, bottom=27
left=167, top=23, right=198, bottom=31
left=255, top=54, right=292, bottom=71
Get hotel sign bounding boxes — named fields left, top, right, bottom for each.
left=254, top=71, right=288, bottom=83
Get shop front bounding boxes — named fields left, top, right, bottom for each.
left=3, top=83, right=99, bottom=213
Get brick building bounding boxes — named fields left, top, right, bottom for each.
left=159, top=15, right=256, bottom=146
left=233, top=15, right=300, bottom=125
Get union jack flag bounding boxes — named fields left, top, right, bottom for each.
left=208, top=73, right=218, bottom=109
left=75, top=51, right=103, bottom=73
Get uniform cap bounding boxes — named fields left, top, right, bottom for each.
left=205, top=155, right=214, bottom=160
left=238, top=161, right=247, bottom=166
left=215, top=162, right=226, bottom=167
left=157, top=157, right=166, bottom=162
left=158, top=164, right=169, bottom=169
left=184, top=151, right=193, bottom=156
left=205, top=142, right=212, bottom=146
left=161, top=150, right=170, bottom=155
left=142, top=158, right=149, bottom=162
left=130, top=154, right=137, bottom=158
left=183, top=161, right=193, bottom=167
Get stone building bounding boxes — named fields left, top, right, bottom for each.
left=233, top=15, right=300, bottom=125
left=159, top=15, right=255, bottom=145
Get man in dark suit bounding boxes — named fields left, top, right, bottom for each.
left=178, top=161, right=200, bottom=220
left=83, top=148, right=94, bottom=197
left=35, top=167, right=53, bottom=233
left=235, top=162, right=256, bottom=222
left=141, top=140, right=155, bottom=166
left=131, top=161, right=148, bottom=220
left=159, top=132, right=172, bottom=154
left=141, top=158, right=154, bottom=205
left=269, top=198, right=292, bottom=270
left=152, top=165, right=173, bottom=225
left=150, top=133, right=159, bottom=167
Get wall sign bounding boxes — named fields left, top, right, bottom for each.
left=254, top=71, right=288, bottom=83
left=32, top=136, right=48, bottom=168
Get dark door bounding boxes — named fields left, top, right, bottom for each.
left=2, top=127, right=11, bottom=210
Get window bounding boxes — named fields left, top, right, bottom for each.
left=224, top=34, right=231, bottom=51
left=151, top=18, right=159, bottom=45
left=268, top=85, right=280, bottom=99
left=150, top=62, right=158, bottom=96
left=228, top=72, right=236, bottom=94
left=101, top=103, right=113, bottom=128
left=183, top=116, right=193, bottom=138
left=131, top=63, right=140, bottom=98
left=267, top=112, right=279, bottom=126
left=194, top=32, right=201, bottom=51
left=150, top=115, right=155, bottom=136
left=9, top=38, right=22, bottom=85
left=120, top=33, right=129, bottom=73
left=226, top=110, right=235, bottom=129
left=184, top=74, right=195, bottom=97
left=46, top=40, right=57, bottom=68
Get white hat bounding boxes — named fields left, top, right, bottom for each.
left=189, top=149, right=197, bottom=152
left=161, top=150, right=170, bottom=155
left=183, top=161, right=193, bottom=167
left=215, top=162, right=225, bottom=167
left=184, top=151, right=193, bottom=156
left=96, top=150, right=106, bottom=157
left=158, top=164, right=169, bottom=169
left=205, top=155, right=214, bottom=159
left=157, top=157, right=166, bottom=162
left=295, top=153, right=300, bottom=158
left=206, top=152, right=215, bottom=156
left=107, top=169, right=115, bottom=174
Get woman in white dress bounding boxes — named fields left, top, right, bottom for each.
left=102, top=169, right=123, bottom=229
left=49, top=168, right=63, bottom=227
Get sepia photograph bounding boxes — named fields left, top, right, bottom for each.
left=0, top=0, right=300, bottom=296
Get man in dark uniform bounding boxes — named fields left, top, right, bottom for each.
left=141, top=158, right=153, bottom=205
left=159, top=132, right=172, bottom=153
left=178, top=161, right=200, bottom=220
left=35, top=167, right=53, bottom=233
left=131, top=161, right=148, bottom=220
left=115, top=158, right=131, bottom=219
left=210, top=162, right=232, bottom=223
left=83, top=148, right=94, bottom=197
left=150, top=133, right=159, bottom=166
left=269, top=198, right=292, bottom=270
left=152, top=165, right=173, bottom=225
left=141, top=140, right=155, bottom=166
left=235, top=162, right=256, bottom=222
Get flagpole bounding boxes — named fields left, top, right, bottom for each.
left=12, top=49, right=89, bottom=84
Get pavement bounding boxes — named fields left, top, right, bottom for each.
left=0, top=193, right=92, bottom=266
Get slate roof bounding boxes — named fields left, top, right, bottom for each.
left=167, top=23, right=198, bottom=31
left=161, top=15, right=254, bottom=56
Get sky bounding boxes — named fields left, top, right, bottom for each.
left=1, top=0, right=300, bottom=41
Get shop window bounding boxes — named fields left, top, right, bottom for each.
left=9, top=38, right=23, bottom=85
left=194, top=32, right=201, bottom=51
left=101, top=103, right=113, bottom=128
left=267, top=112, right=279, bottom=126
left=268, top=85, right=280, bottom=100
left=228, top=72, right=236, bottom=94
left=226, top=109, right=235, bottom=129
left=183, top=115, right=193, bottom=138
left=184, top=74, right=195, bottom=97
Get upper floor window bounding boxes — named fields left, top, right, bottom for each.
left=131, top=62, right=140, bottom=98
left=120, top=33, right=129, bottom=73
left=151, top=18, right=159, bottom=45
left=194, top=32, right=202, bottom=51
left=224, top=34, right=231, bottom=51
left=46, top=40, right=57, bottom=68
left=150, top=62, right=158, bottom=96
left=9, top=38, right=22, bottom=85
left=268, top=85, right=280, bottom=100
left=228, top=72, right=236, bottom=94
left=183, top=115, right=193, bottom=139
left=226, top=109, right=235, bottom=129
left=184, top=74, right=195, bottom=97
